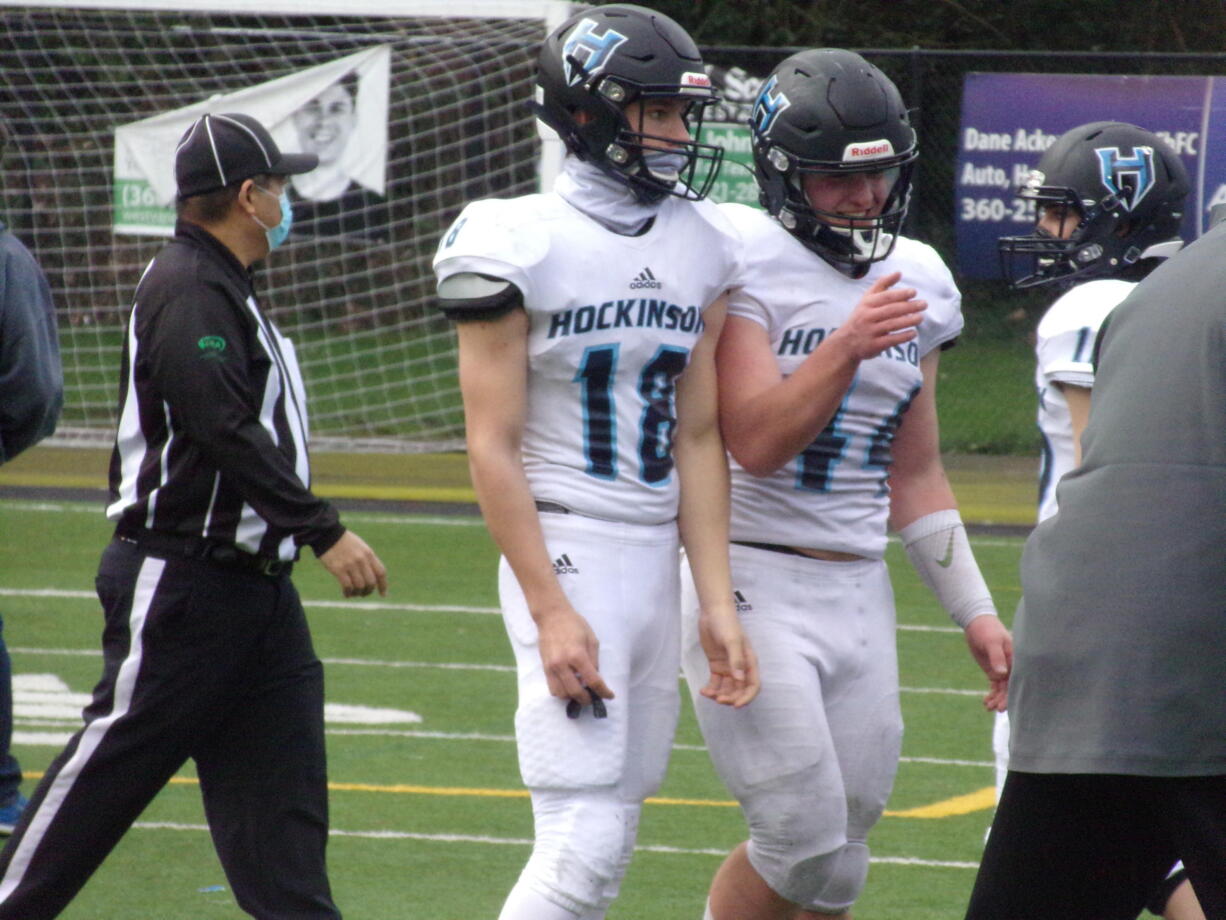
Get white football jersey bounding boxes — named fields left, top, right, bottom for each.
left=721, top=204, right=963, bottom=559
left=435, top=192, right=741, bottom=525
left=1033, top=278, right=1134, bottom=522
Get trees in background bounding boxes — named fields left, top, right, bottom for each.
left=650, top=0, right=1224, bottom=53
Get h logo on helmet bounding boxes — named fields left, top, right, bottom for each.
left=1095, top=145, right=1156, bottom=212
left=750, top=74, right=791, bottom=138
left=562, top=18, right=629, bottom=87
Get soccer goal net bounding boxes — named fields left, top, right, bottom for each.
left=0, top=0, right=575, bottom=452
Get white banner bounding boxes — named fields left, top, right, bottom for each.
left=113, top=45, right=390, bottom=235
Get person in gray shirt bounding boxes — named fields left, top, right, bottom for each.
left=965, top=206, right=1226, bottom=918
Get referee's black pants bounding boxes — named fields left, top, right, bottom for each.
left=966, top=770, right=1226, bottom=920
left=0, top=538, right=342, bottom=919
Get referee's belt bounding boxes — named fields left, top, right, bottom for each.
left=114, top=525, right=293, bottom=577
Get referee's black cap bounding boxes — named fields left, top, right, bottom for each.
left=175, top=112, right=318, bottom=199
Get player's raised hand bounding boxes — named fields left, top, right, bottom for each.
left=318, top=529, right=388, bottom=598
left=697, top=606, right=760, bottom=708
left=534, top=603, right=615, bottom=711
left=830, top=270, right=927, bottom=362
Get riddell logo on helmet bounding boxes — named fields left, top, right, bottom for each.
left=680, top=72, right=712, bottom=88
left=843, top=139, right=895, bottom=161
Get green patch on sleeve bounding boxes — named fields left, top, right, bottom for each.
left=197, top=335, right=228, bottom=360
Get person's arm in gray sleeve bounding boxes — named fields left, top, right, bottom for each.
left=0, top=227, right=63, bottom=465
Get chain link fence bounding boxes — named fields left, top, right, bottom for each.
left=4, top=21, right=1225, bottom=455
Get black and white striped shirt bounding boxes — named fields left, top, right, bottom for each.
left=107, top=221, right=343, bottom=561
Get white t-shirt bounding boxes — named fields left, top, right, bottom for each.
left=434, top=192, right=741, bottom=525
left=721, top=204, right=963, bottom=559
left=1033, top=278, right=1134, bottom=522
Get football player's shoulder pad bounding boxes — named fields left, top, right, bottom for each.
left=685, top=194, right=737, bottom=234
left=1042, top=278, right=1135, bottom=330
left=434, top=194, right=554, bottom=273
left=435, top=272, right=525, bottom=323
left=885, top=236, right=962, bottom=348
left=666, top=196, right=745, bottom=291
left=890, top=234, right=957, bottom=291
left=717, top=202, right=775, bottom=240
left=718, top=202, right=800, bottom=277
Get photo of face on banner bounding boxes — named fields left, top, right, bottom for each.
left=288, top=70, right=390, bottom=241
left=111, top=44, right=390, bottom=240
left=291, top=72, right=359, bottom=201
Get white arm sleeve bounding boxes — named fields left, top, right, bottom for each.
left=898, top=509, right=997, bottom=630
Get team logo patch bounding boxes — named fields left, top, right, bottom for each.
left=562, top=18, right=628, bottom=87
left=843, top=139, right=895, bottom=162
left=1095, top=145, right=1156, bottom=211
left=629, top=266, right=661, bottom=290
left=197, top=335, right=227, bottom=360
left=750, top=74, right=790, bottom=138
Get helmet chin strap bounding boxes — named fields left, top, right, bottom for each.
left=821, top=222, right=890, bottom=261
left=787, top=211, right=893, bottom=269
left=850, top=226, right=892, bottom=262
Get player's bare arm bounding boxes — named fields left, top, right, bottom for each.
left=455, top=310, right=612, bottom=707
left=717, top=272, right=926, bottom=476
left=1059, top=382, right=1092, bottom=467
left=888, top=351, right=1012, bottom=702
left=318, top=529, right=388, bottom=598
left=675, top=295, right=760, bottom=708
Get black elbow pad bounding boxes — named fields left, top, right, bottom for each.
left=436, top=273, right=524, bottom=322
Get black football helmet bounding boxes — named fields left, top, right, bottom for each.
left=531, top=4, right=724, bottom=203
left=749, top=48, right=917, bottom=268
left=998, top=121, right=1189, bottom=289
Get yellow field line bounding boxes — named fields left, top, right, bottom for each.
left=331, top=782, right=528, bottom=798
left=28, top=773, right=996, bottom=817
left=0, top=473, right=477, bottom=505
left=884, top=786, right=997, bottom=818
left=316, top=484, right=477, bottom=504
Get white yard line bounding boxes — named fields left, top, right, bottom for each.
left=130, top=821, right=978, bottom=867
left=0, top=588, right=967, bottom=634
left=9, top=640, right=991, bottom=700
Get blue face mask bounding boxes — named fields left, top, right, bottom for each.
left=252, top=185, right=293, bottom=251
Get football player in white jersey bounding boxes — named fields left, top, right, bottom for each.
left=679, top=49, right=1013, bottom=920
left=432, top=6, right=758, bottom=920
left=997, top=121, right=1199, bottom=920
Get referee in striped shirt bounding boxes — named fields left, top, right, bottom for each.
left=0, top=112, right=387, bottom=919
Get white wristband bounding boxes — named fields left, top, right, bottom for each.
left=898, top=509, right=997, bottom=630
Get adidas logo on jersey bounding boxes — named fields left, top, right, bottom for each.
left=553, top=554, right=579, bottom=575
left=734, top=590, right=753, bottom=613
left=629, top=267, right=662, bottom=290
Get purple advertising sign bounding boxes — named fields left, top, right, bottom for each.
left=955, top=72, right=1218, bottom=280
